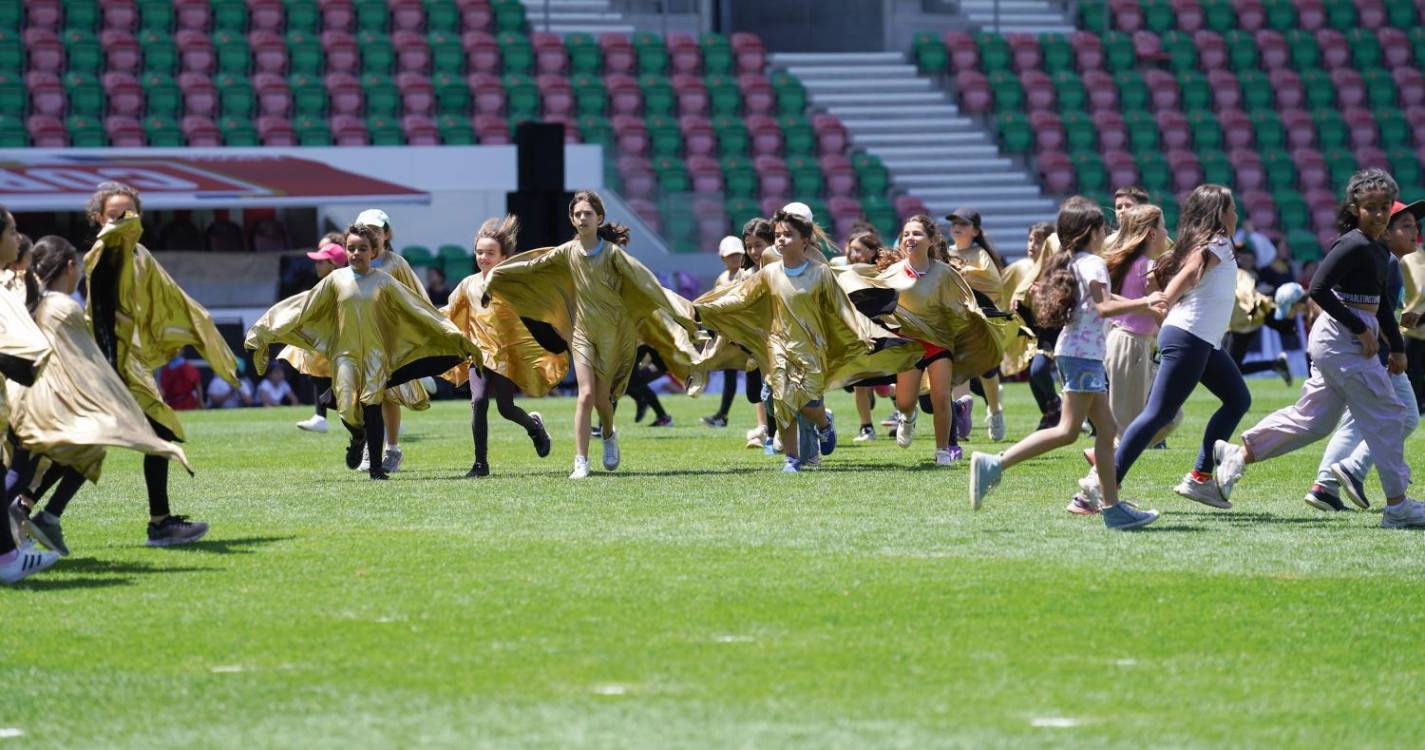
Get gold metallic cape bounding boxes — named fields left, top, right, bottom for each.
left=997, top=255, right=1047, bottom=376
left=374, top=251, right=435, bottom=408
left=949, top=245, right=1006, bottom=309
left=874, top=259, right=1012, bottom=384
left=442, top=271, right=567, bottom=397
left=0, top=286, right=52, bottom=436
left=83, top=216, right=238, bottom=441
left=246, top=267, right=480, bottom=426
left=1402, top=252, right=1425, bottom=341
left=7, top=292, right=190, bottom=482
left=483, top=240, right=700, bottom=400
left=1229, top=268, right=1273, bottom=334
left=694, top=261, right=921, bottom=428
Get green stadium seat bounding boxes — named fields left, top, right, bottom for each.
left=0, top=3, right=20, bottom=31
left=66, top=114, right=105, bottom=146
left=647, top=114, right=681, bottom=158
left=1178, top=71, right=1210, bottom=111
left=1285, top=30, right=1320, bottom=70
left=1142, top=0, right=1176, bottom=33
left=216, top=73, right=254, bottom=118
left=63, top=29, right=102, bottom=74
left=1225, top=30, right=1257, bottom=72
left=1301, top=69, right=1334, bottom=110
left=852, top=152, right=889, bottom=197
left=212, top=0, right=248, bottom=32
left=426, top=0, right=459, bottom=33
left=1162, top=31, right=1197, bottom=73
left=287, top=31, right=323, bottom=76
left=432, top=72, right=469, bottom=114
left=779, top=113, right=814, bottom=157
left=1159, top=192, right=1180, bottom=231
left=567, top=33, right=601, bottom=76
left=1240, top=70, right=1272, bottom=111
left=401, top=245, right=434, bottom=267
left=290, top=73, right=326, bottom=116
left=721, top=155, right=756, bottom=198
left=368, top=114, right=403, bottom=144
left=1187, top=110, right=1222, bottom=150
left=989, top=71, right=1023, bottom=111
left=571, top=73, right=606, bottom=116
left=1286, top=228, right=1319, bottom=261
left=633, top=32, right=667, bottom=76
left=1388, top=147, right=1422, bottom=189
left=1324, top=0, right=1356, bottom=30
left=861, top=194, right=897, bottom=240
left=1064, top=110, right=1097, bottom=151
left=997, top=111, right=1032, bottom=153
left=1346, top=29, right=1381, bottom=71
left=141, top=72, right=180, bottom=116
left=1053, top=70, right=1087, bottom=111
left=639, top=74, right=674, bottom=117
left=294, top=114, right=332, bottom=144
left=789, top=156, right=823, bottom=197
left=1250, top=109, right=1285, bottom=150
left=1040, top=34, right=1073, bottom=74
left=66, top=0, right=101, bottom=31
left=712, top=114, right=748, bottom=157
left=430, top=31, right=463, bottom=75
left=1274, top=190, right=1308, bottom=228
left=0, top=114, right=26, bottom=147
left=215, top=31, right=251, bottom=76
left=1123, top=110, right=1156, bottom=152
left=1115, top=71, right=1148, bottom=112
left=770, top=71, right=807, bottom=115
left=64, top=72, right=104, bottom=118
left=286, top=0, right=320, bottom=34
left=364, top=73, right=400, bottom=117
left=654, top=155, right=690, bottom=192
left=435, top=113, right=475, bottom=143
left=1388, top=2, right=1419, bottom=28
left=725, top=196, right=760, bottom=233
left=0, top=31, right=19, bottom=75
left=1102, top=31, right=1134, bottom=72
left=138, top=0, right=174, bottom=33
left=503, top=73, right=539, bottom=119
left=143, top=114, right=183, bottom=145
left=355, top=0, right=389, bottom=33
left=1263, top=0, right=1297, bottom=30
left=700, top=32, right=732, bottom=76
left=1201, top=149, right=1234, bottom=186
left=1312, top=107, right=1347, bottom=148
left=1076, top=0, right=1109, bottom=33
left=1324, top=148, right=1357, bottom=188
left=1363, top=68, right=1396, bottom=109
left=577, top=113, right=611, bottom=147
left=0, top=73, right=22, bottom=117
left=976, top=32, right=1011, bottom=72
left=498, top=31, right=532, bottom=74
left=359, top=31, right=394, bottom=75
left=491, top=0, right=526, bottom=33
left=1070, top=151, right=1107, bottom=192
left=1376, top=108, right=1409, bottom=149
left=219, top=115, right=259, bottom=145
left=912, top=31, right=948, bottom=74
left=1201, top=0, right=1236, bottom=32
left=1262, top=149, right=1296, bottom=190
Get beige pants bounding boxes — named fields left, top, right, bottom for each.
left=1104, top=327, right=1182, bottom=443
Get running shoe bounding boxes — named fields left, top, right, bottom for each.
left=1273, top=353, right=1293, bottom=387
left=381, top=446, right=404, bottom=473
left=368, top=469, right=390, bottom=481
left=969, top=452, right=1003, bottom=510
left=854, top=425, right=877, bottom=442
left=896, top=410, right=917, bottom=448
left=1037, top=410, right=1061, bottom=431
left=953, top=396, right=973, bottom=440
left=1330, top=462, right=1372, bottom=510
left=528, top=412, right=551, bottom=458
left=650, top=415, right=673, bottom=427
left=1078, top=472, right=1105, bottom=506
left=465, top=462, right=490, bottom=478
left=1102, top=502, right=1160, bottom=530
left=6, top=499, right=28, bottom=549
left=946, top=444, right=963, bottom=461
left=702, top=414, right=728, bottom=428
left=1212, top=440, right=1246, bottom=501
left=881, top=411, right=900, bottom=428
left=1304, top=486, right=1346, bottom=512
left=746, top=425, right=767, bottom=449
left=1151, top=440, right=1169, bottom=450
left=766, top=435, right=778, bottom=455
left=634, top=401, right=648, bottom=423
left=146, top=515, right=209, bottom=547
left=1065, top=494, right=1101, bottom=515
left=28, top=510, right=67, bottom=556
left=602, top=432, right=621, bottom=471
left=591, top=425, right=603, bottom=439
left=817, top=410, right=837, bottom=456
left=1174, top=473, right=1232, bottom=510
left=782, top=457, right=801, bottom=473
left=0, top=543, right=59, bottom=584
left=1381, top=499, right=1425, bottom=528
left=345, top=437, right=364, bottom=470
left=296, top=414, right=328, bottom=433
left=569, top=456, right=590, bottom=480
left=801, top=454, right=821, bottom=470
left=935, top=448, right=956, bottom=466
left=357, top=445, right=371, bottom=472
left=987, top=409, right=1006, bottom=442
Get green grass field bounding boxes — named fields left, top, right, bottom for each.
left=4, top=378, right=1425, bottom=748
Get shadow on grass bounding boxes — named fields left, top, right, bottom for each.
left=163, top=535, right=296, bottom=555
left=1132, top=524, right=1209, bottom=533
left=9, top=576, right=135, bottom=591
left=1175, top=511, right=1335, bottom=526
left=62, top=556, right=218, bottom=575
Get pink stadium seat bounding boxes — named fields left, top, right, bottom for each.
left=1282, top=108, right=1315, bottom=149
left=1112, top=0, right=1144, bottom=32
left=537, top=73, right=573, bottom=117
left=1409, top=106, right=1425, bottom=146
left=668, top=32, right=702, bottom=76
left=893, top=194, right=929, bottom=220
left=687, top=155, right=723, bottom=193
left=1021, top=69, right=1056, bottom=111
left=1316, top=29, right=1350, bottom=69
left=943, top=31, right=979, bottom=73
left=101, top=30, right=141, bottom=74
left=394, top=31, right=430, bottom=73
left=1070, top=32, right=1104, bottom=70
left=605, top=73, right=642, bottom=116
left=1330, top=68, right=1365, bottom=109
left=1031, top=110, right=1067, bottom=151
left=1235, top=0, right=1266, bottom=31
left=1355, top=0, right=1386, bottom=28
left=324, top=31, right=360, bottom=74
left=1193, top=31, right=1227, bottom=70
left=1208, top=68, right=1240, bottom=110
left=821, top=154, right=857, bottom=198
left=1089, top=109, right=1126, bottom=150
left=738, top=74, right=774, bottom=115
left=694, top=196, right=728, bottom=248
left=1379, top=28, right=1411, bottom=69
left=1344, top=107, right=1377, bottom=149
left=1231, top=150, right=1266, bottom=191
left=1218, top=108, right=1252, bottom=150
left=757, top=196, right=784, bottom=220
left=1241, top=190, right=1276, bottom=229
left=398, top=72, right=435, bottom=116
left=610, top=113, right=647, bottom=155
left=182, top=114, right=221, bottom=146
left=175, top=0, right=212, bottom=32
left=1006, top=33, right=1041, bottom=72
left=103, top=0, right=139, bottom=32
left=254, top=73, right=292, bottom=116
left=955, top=71, right=991, bottom=113
left=320, top=0, right=355, bottom=33
left=250, top=0, right=286, bottom=33
left=1295, top=0, right=1326, bottom=31
left=1104, top=148, right=1139, bottom=189
left=599, top=33, right=636, bottom=75
left=812, top=113, right=848, bottom=156
left=467, top=72, right=504, bottom=114
left=26, top=72, right=64, bottom=116
left=330, top=113, right=369, bottom=145
left=257, top=114, right=296, bottom=145
left=179, top=72, right=218, bottom=117
left=1256, top=30, right=1289, bottom=69
left=1269, top=68, right=1305, bottom=109
left=532, top=32, right=568, bottom=76
left=177, top=30, right=216, bottom=74
left=1296, top=150, right=1330, bottom=190
left=1354, top=145, right=1388, bottom=171
left=401, top=114, right=438, bottom=144
left=391, top=0, right=425, bottom=32
left=544, top=113, right=580, bottom=143
left=106, top=115, right=146, bottom=146
left=626, top=197, right=660, bottom=232
left=458, top=0, right=492, bottom=32
left=1172, top=0, right=1204, bottom=31
left=1082, top=69, right=1116, bottom=111
left=473, top=112, right=509, bottom=142
left=103, top=72, right=144, bottom=117
left=251, top=30, right=289, bottom=75
left=679, top=114, right=715, bottom=156
left=1393, top=69, right=1424, bottom=108
left=27, top=115, right=68, bottom=147
left=617, top=155, right=654, bottom=199
left=1156, top=109, right=1192, bottom=149
left=1145, top=69, right=1179, bottom=110
left=731, top=32, right=765, bottom=75
left=827, top=196, right=863, bottom=239
left=746, top=114, right=782, bottom=157
left=753, top=155, right=789, bottom=198
left=1131, top=31, right=1163, bottom=63
left=24, top=29, right=64, bottom=75
left=324, top=72, right=363, bottom=116
left=25, top=0, right=63, bottom=31
left=672, top=73, right=708, bottom=117
left=1167, top=149, right=1203, bottom=192
left=1038, top=150, right=1075, bottom=193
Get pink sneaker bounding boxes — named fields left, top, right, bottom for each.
left=1065, top=494, right=1101, bottom=515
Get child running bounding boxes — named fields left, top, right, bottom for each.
left=291, top=232, right=348, bottom=434
left=946, top=207, right=1010, bottom=441
left=1212, top=170, right=1425, bottom=527
left=970, top=196, right=1164, bottom=529
left=1001, top=222, right=1060, bottom=429
left=443, top=215, right=556, bottom=477
left=702, top=235, right=748, bottom=429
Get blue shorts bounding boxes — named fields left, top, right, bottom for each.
left=1056, top=356, right=1108, bottom=393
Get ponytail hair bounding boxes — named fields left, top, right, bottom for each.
left=1152, top=184, right=1233, bottom=290
left=1033, top=196, right=1105, bottom=328
left=27, top=235, right=79, bottom=311
left=971, top=225, right=1006, bottom=271
left=770, top=209, right=835, bottom=259
left=475, top=214, right=520, bottom=257
left=569, top=190, right=631, bottom=246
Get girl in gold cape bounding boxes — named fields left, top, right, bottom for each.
left=483, top=190, right=701, bottom=480
left=246, top=224, right=481, bottom=480
left=6, top=236, right=192, bottom=557
left=1225, top=260, right=1295, bottom=383
left=1002, top=224, right=1064, bottom=429
left=442, top=215, right=558, bottom=478
left=84, top=183, right=237, bottom=547
left=694, top=204, right=922, bottom=472
left=285, top=232, right=348, bottom=434
left=946, top=207, right=1013, bottom=441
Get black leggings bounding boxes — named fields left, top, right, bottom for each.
left=311, top=375, right=331, bottom=417
left=340, top=404, right=386, bottom=477
left=745, top=368, right=762, bottom=403
left=716, top=369, right=739, bottom=417
left=143, top=418, right=179, bottom=518
left=1405, top=338, right=1425, bottom=414
left=625, top=345, right=668, bottom=419
left=29, top=463, right=84, bottom=518
left=1225, top=330, right=1278, bottom=375
left=1027, top=352, right=1059, bottom=415
left=472, top=369, right=539, bottom=464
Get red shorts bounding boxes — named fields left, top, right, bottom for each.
left=915, top=340, right=951, bottom=369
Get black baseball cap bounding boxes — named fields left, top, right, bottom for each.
left=945, top=207, right=981, bottom=226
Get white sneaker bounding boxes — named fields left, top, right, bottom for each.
left=854, top=425, right=877, bottom=442
left=935, top=449, right=955, bottom=466
left=896, top=410, right=917, bottom=448
left=357, top=445, right=370, bottom=472
left=987, top=409, right=1006, bottom=442
left=601, top=432, right=620, bottom=471
left=745, top=425, right=767, bottom=449
left=1078, top=472, right=1105, bottom=507
left=381, top=446, right=404, bottom=473
left=881, top=411, right=900, bottom=428
left=296, top=414, right=328, bottom=433
left=419, top=376, right=438, bottom=395
left=0, top=542, right=59, bottom=584
left=1174, top=473, right=1231, bottom=509
left=1212, top=440, right=1246, bottom=501
left=569, top=456, right=590, bottom=480
left=1381, top=498, right=1425, bottom=528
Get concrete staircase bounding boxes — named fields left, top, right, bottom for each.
left=769, top=51, right=1056, bottom=251
left=519, top=0, right=636, bottom=36
left=957, top=0, right=1075, bottom=34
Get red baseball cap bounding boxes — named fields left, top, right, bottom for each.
left=1391, top=200, right=1425, bottom=222
left=306, top=240, right=348, bottom=265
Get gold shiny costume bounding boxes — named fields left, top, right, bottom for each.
left=7, top=291, right=190, bottom=482
left=442, top=271, right=566, bottom=396
left=246, top=267, right=480, bottom=426
left=998, top=249, right=1049, bottom=376
left=0, top=285, right=51, bottom=436
left=483, top=239, right=700, bottom=400
left=694, top=260, right=921, bottom=428
left=949, top=245, right=1006, bottom=309
left=84, top=216, right=238, bottom=441
left=1403, top=252, right=1425, bottom=344
left=876, top=259, right=1013, bottom=383
left=1229, top=268, right=1274, bottom=334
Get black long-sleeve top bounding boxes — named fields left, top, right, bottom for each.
left=1308, top=228, right=1404, bottom=353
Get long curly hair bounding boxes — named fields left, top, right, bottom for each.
left=1152, top=184, right=1233, bottom=290
left=1034, top=197, right=1105, bottom=328
left=1102, top=204, right=1164, bottom=294
left=1336, top=168, right=1399, bottom=234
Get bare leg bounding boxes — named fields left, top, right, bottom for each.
left=1002, top=391, right=1094, bottom=469
left=1085, top=393, right=1122, bottom=506
left=779, top=421, right=799, bottom=460
left=894, top=370, right=920, bottom=418
left=382, top=400, right=401, bottom=449
left=926, top=358, right=954, bottom=451
left=981, top=373, right=1002, bottom=413
left=800, top=402, right=829, bottom=429
left=854, top=386, right=874, bottom=427
left=574, top=357, right=597, bottom=459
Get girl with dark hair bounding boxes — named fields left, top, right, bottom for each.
left=1, top=232, right=33, bottom=303
left=443, top=215, right=557, bottom=478
left=1212, top=170, right=1425, bottom=527
left=5, top=235, right=191, bottom=558
left=1001, top=222, right=1060, bottom=429
left=695, top=203, right=921, bottom=472
left=947, top=208, right=1010, bottom=441
left=971, top=197, right=1163, bottom=529
left=483, top=190, right=701, bottom=479
left=247, top=224, right=481, bottom=480
left=82, top=184, right=237, bottom=547
left=1092, top=184, right=1252, bottom=510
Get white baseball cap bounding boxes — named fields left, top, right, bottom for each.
left=356, top=208, right=391, bottom=228
left=718, top=235, right=745, bottom=258
left=1273, top=282, right=1305, bottom=319
left=780, top=202, right=813, bottom=224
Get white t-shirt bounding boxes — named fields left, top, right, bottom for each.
left=1054, top=252, right=1111, bottom=360
left=1163, top=237, right=1237, bottom=348
left=207, top=377, right=252, bottom=408
left=257, top=378, right=295, bottom=406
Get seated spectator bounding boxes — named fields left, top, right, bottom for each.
left=250, top=217, right=290, bottom=253
left=425, top=266, right=450, bottom=306
left=205, top=212, right=246, bottom=252
left=257, top=366, right=299, bottom=407
left=157, top=211, right=203, bottom=251
left=158, top=356, right=203, bottom=410
left=208, top=359, right=254, bottom=408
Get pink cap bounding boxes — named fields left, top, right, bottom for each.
left=306, top=241, right=348, bottom=266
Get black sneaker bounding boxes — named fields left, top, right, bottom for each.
left=1330, top=462, right=1372, bottom=509
left=28, top=510, right=68, bottom=556
left=702, top=414, right=728, bottom=428
left=465, top=462, right=489, bottom=478
left=1151, top=440, right=1169, bottom=450
left=590, top=424, right=602, bottom=439
left=344, top=437, right=364, bottom=470
left=146, top=515, right=209, bottom=547
left=651, top=415, right=673, bottom=427
left=634, top=400, right=648, bottom=423
left=369, top=469, right=390, bottom=480
left=1304, top=487, right=1347, bottom=512
left=528, top=412, right=551, bottom=458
